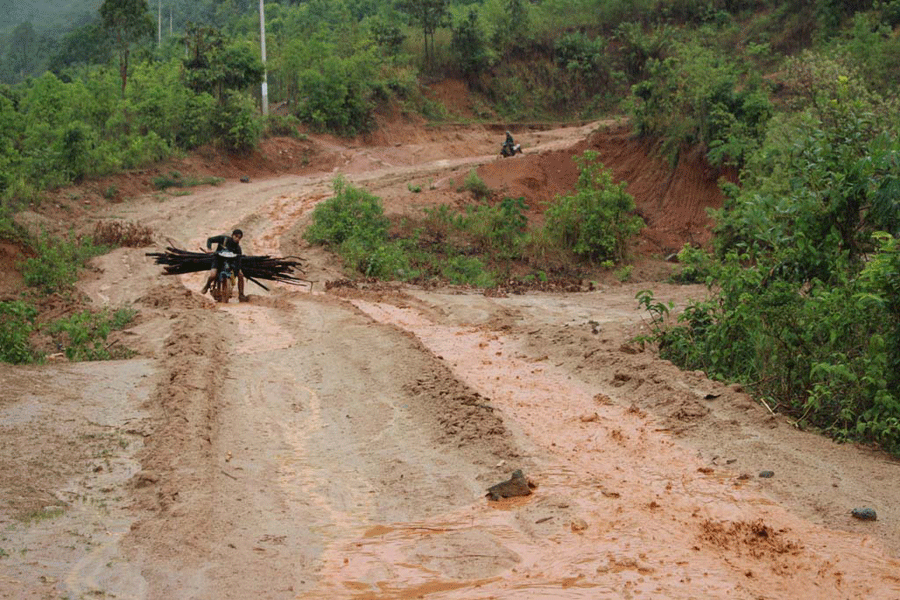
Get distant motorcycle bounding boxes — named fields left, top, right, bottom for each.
left=211, top=250, right=239, bottom=303
left=500, top=142, right=522, bottom=158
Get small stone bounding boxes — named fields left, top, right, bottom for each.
left=570, top=518, right=588, bottom=532
left=851, top=508, right=877, bottom=521
left=486, top=470, right=535, bottom=501
left=240, top=176, right=251, bottom=183
left=758, top=470, right=775, bottom=478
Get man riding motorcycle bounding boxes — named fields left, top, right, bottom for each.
left=501, top=130, right=521, bottom=157
left=201, top=229, right=247, bottom=301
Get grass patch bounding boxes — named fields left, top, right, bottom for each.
left=19, top=232, right=107, bottom=295
left=47, top=307, right=137, bottom=361
left=20, top=507, right=65, bottom=524
left=151, top=171, right=224, bottom=191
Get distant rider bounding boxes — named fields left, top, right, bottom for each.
left=201, top=229, right=247, bottom=301
left=502, top=130, right=517, bottom=156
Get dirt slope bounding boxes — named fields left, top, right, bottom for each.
left=1, top=117, right=899, bottom=600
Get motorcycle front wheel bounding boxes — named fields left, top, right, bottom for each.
left=218, top=276, right=233, bottom=303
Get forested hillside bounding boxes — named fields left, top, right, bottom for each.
left=0, top=0, right=899, bottom=454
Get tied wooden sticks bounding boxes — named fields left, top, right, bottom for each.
left=146, top=246, right=308, bottom=291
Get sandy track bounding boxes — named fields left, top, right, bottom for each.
left=2, top=123, right=899, bottom=599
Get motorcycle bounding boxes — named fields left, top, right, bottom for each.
left=210, top=249, right=239, bottom=303
left=500, top=142, right=522, bottom=157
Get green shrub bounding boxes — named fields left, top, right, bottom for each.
left=542, top=151, right=644, bottom=263
left=213, top=90, right=261, bottom=153
left=626, top=38, right=772, bottom=167
left=293, top=53, right=376, bottom=135
left=0, top=301, right=40, bottom=364
left=671, top=244, right=715, bottom=283
left=305, top=177, right=390, bottom=247
left=442, top=255, right=495, bottom=287
left=48, top=307, right=136, bottom=361
left=341, top=238, right=418, bottom=280
left=451, top=8, right=491, bottom=76
left=20, top=233, right=107, bottom=294
left=461, top=169, right=491, bottom=198
left=263, top=114, right=303, bottom=138
left=122, top=130, right=171, bottom=169
left=462, top=197, right=528, bottom=258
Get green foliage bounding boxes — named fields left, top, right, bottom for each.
left=263, top=114, right=303, bottom=138
left=182, top=25, right=264, bottom=102
left=305, top=177, right=391, bottom=248
left=398, top=0, right=450, bottom=64
left=100, top=0, right=154, bottom=95
left=212, top=90, right=262, bottom=152
left=714, top=53, right=900, bottom=266
left=368, top=16, right=407, bottom=56
left=442, top=255, right=495, bottom=287
left=0, top=301, right=40, bottom=364
left=461, top=169, right=490, bottom=198
left=19, top=232, right=107, bottom=294
left=462, top=197, right=528, bottom=258
left=613, top=22, right=671, bottom=82
left=341, top=237, right=418, bottom=280
left=489, top=0, right=530, bottom=52
left=554, top=31, right=611, bottom=96
left=640, top=51, right=900, bottom=454
left=451, top=8, right=490, bottom=76
left=293, top=52, right=377, bottom=135
left=671, top=244, right=715, bottom=283
left=543, top=151, right=644, bottom=263
left=839, top=12, right=900, bottom=96
left=626, top=38, right=772, bottom=167
left=48, top=307, right=136, bottom=361
left=615, top=264, right=633, bottom=281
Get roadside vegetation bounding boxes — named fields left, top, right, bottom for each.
left=305, top=154, right=643, bottom=286
left=0, top=211, right=139, bottom=364
left=633, top=47, right=900, bottom=453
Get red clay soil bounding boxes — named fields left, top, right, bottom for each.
left=478, top=121, right=736, bottom=256
left=0, top=241, right=25, bottom=298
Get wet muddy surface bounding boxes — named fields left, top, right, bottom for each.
left=2, top=122, right=899, bottom=599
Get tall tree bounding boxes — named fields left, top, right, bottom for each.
left=100, top=0, right=153, bottom=96
left=182, top=24, right=263, bottom=104
left=398, top=0, right=448, bottom=65
left=7, top=22, right=37, bottom=80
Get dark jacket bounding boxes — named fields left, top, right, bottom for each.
left=207, top=235, right=243, bottom=272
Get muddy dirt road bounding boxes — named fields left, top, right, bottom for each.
left=2, top=122, right=900, bottom=599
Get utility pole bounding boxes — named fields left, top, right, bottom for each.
left=259, top=0, right=268, bottom=116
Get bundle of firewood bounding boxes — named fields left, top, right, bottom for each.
left=146, top=246, right=307, bottom=290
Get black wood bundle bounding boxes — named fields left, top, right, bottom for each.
left=146, top=247, right=306, bottom=290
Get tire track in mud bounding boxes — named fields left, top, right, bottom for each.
left=345, top=296, right=900, bottom=599
left=122, top=287, right=534, bottom=599
left=125, top=307, right=233, bottom=597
